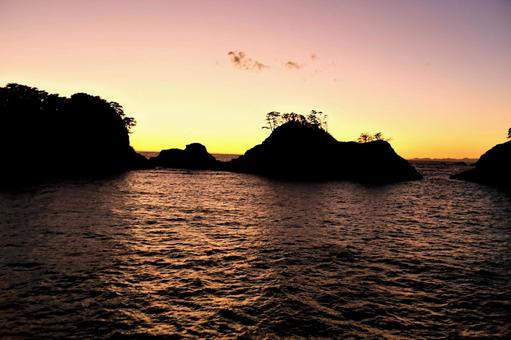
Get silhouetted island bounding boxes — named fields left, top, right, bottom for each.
left=225, top=118, right=422, bottom=183
left=451, top=140, right=511, bottom=188
left=150, top=143, right=219, bottom=169
left=2, top=84, right=421, bottom=185
left=0, top=83, right=149, bottom=184
left=153, top=111, right=422, bottom=183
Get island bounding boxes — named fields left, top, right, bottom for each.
left=1, top=84, right=422, bottom=185
left=451, top=138, right=511, bottom=188
left=152, top=111, right=422, bottom=183
left=226, top=113, right=421, bottom=183
left=0, top=83, right=150, bottom=184
left=150, top=143, right=219, bottom=169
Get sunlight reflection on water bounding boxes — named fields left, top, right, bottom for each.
left=0, top=162, right=510, bottom=338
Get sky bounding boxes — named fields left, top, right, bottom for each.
left=1, top=0, right=510, bottom=158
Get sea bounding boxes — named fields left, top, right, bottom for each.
left=0, top=159, right=510, bottom=338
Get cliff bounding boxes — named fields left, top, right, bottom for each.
left=225, top=121, right=422, bottom=183
left=0, top=83, right=150, bottom=184
left=451, top=140, right=511, bottom=188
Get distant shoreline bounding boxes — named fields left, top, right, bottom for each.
left=139, top=151, right=240, bottom=162
left=410, top=158, right=477, bottom=163
left=139, top=151, right=477, bottom=164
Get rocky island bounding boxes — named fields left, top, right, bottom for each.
left=152, top=111, right=422, bottom=183
left=0, top=83, right=149, bottom=184
left=150, top=143, right=219, bottom=169
left=451, top=139, right=511, bottom=188
left=1, top=84, right=421, bottom=185
left=225, top=113, right=422, bottom=183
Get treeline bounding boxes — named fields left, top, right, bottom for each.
left=0, top=83, right=143, bottom=179
left=263, top=110, right=328, bottom=131
left=263, top=110, right=392, bottom=144
left=357, top=132, right=390, bottom=143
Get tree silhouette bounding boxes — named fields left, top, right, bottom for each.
left=264, top=110, right=327, bottom=131
left=306, top=110, right=328, bottom=130
left=110, top=101, right=137, bottom=133
left=263, top=111, right=281, bottom=131
left=307, top=111, right=320, bottom=127
left=0, top=83, right=143, bottom=179
left=508, top=128, right=511, bottom=139
left=358, top=132, right=373, bottom=143
left=358, top=132, right=390, bottom=143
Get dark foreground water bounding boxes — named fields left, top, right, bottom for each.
left=1, top=162, right=510, bottom=338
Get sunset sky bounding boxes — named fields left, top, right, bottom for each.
left=1, top=0, right=510, bottom=158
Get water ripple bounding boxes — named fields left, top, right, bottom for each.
left=0, top=162, right=510, bottom=338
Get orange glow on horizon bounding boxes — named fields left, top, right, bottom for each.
left=1, top=0, right=510, bottom=159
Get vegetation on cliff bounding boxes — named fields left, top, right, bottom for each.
left=0, top=83, right=148, bottom=182
left=1, top=85, right=422, bottom=185
left=226, top=111, right=422, bottom=183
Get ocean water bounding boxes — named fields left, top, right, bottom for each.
left=0, top=162, right=510, bottom=338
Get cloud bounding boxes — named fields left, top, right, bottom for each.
left=226, top=51, right=316, bottom=72
left=253, top=61, right=268, bottom=70
left=227, top=51, right=269, bottom=70
left=284, top=61, right=302, bottom=70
